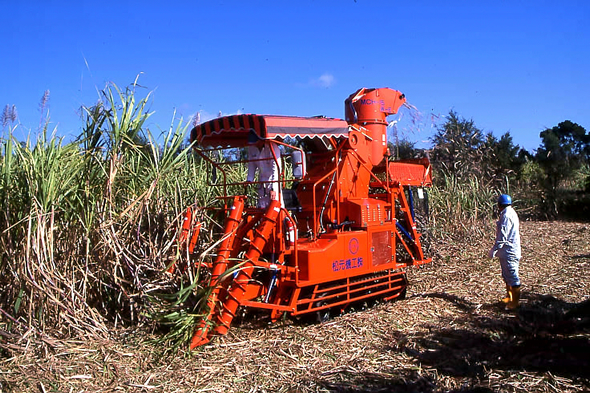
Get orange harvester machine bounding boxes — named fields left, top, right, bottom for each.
left=181, top=88, right=433, bottom=348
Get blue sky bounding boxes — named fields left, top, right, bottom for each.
left=2, top=0, right=589, bottom=152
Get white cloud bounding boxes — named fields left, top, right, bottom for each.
left=311, top=73, right=336, bottom=88
left=190, top=109, right=246, bottom=126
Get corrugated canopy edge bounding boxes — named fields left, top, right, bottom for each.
left=190, top=114, right=350, bottom=148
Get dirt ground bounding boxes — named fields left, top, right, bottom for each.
left=1, top=221, right=589, bottom=392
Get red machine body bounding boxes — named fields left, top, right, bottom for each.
left=182, top=88, right=432, bottom=348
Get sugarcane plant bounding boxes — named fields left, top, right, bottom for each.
left=0, top=81, right=222, bottom=338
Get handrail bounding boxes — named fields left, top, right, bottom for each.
left=347, top=149, right=395, bottom=222
left=193, top=149, right=229, bottom=209
left=193, top=143, right=306, bottom=207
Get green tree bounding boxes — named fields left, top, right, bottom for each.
left=536, top=120, right=589, bottom=191
left=388, top=138, right=421, bottom=160
left=481, top=131, right=526, bottom=185
left=430, top=110, right=484, bottom=179
left=535, top=120, right=590, bottom=216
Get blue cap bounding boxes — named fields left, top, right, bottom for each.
left=498, top=194, right=512, bottom=206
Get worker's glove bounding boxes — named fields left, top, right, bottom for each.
left=488, top=248, right=497, bottom=259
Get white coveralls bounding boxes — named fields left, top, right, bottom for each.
left=247, top=142, right=283, bottom=209
left=489, top=205, right=521, bottom=287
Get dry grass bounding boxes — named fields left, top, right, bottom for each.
left=1, top=220, right=589, bottom=393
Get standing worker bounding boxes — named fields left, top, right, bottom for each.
left=488, top=194, right=521, bottom=310
left=247, top=133, right=283, bottom=209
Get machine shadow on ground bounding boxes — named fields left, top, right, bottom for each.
left=309, top=292, right=590, bottom=392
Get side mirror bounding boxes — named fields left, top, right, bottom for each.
left=292, top=150, right=306, bottom=179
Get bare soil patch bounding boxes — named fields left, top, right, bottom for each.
left=1, top=221, right=589, bottom=392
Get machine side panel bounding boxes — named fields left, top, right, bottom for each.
left=296, top=224, right=399, bottom=285
left=296, top=232, right=368, bottom=284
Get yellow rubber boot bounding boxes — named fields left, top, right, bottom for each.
left=501, top=284, right=511, bottom=304
left=506, top=286, right=520, bottom=310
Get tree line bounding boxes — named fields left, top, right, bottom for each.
left=397, top=110, right=590, bottom=220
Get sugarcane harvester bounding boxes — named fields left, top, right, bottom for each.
left=180, top=88, right=432, bottom=348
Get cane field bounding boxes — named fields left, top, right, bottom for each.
left=1, top=84, right=589, bottom=392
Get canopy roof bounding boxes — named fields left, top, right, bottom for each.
left=191, top=114, right=350, bottom=147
